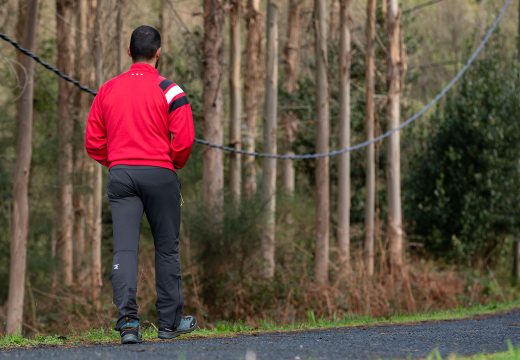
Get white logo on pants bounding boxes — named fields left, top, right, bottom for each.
left=113, top=264, right=119, bottom=270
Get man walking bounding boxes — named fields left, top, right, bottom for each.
left=85, top=25, right=196, bottom=344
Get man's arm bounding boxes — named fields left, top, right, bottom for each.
left=85, top=91, right=108, bottom=167
left=168, top=88, right=195, bottom=169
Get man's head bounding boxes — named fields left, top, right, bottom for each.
left=128, top=25, right=161, bottom=67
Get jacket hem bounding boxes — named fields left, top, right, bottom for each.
left=108, top=160, right=175, bottom=171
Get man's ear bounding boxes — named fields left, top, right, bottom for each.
left=127, top=47, right=132, bottom=58
left=156, top=48, right=161, bottom=58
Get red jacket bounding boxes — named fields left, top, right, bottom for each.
left=85, top=63, right=195, bottom=171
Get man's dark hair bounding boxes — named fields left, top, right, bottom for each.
left=129, top=25, right=161, bottom=61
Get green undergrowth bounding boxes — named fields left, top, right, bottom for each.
left=0, top=334, right=64, bottom=348
left=0, top=300, right=519, bottom=349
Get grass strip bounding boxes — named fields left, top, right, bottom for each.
left=0, top=300, right=519, bottom=349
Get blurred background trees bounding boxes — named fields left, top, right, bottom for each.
left=0, top=0, right=518, bottom=336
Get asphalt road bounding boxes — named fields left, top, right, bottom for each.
left=2, top=310, right=519, bottom=360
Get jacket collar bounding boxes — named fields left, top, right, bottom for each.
left=129, top=62, right=158, bottom=74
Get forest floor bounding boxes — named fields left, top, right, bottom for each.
left=0, top=306, right=519, bottom=359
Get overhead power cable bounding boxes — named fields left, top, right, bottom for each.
left=0, top=0, right=511, bottom=159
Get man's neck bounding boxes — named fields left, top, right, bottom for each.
left=133, top=60, right=156, bottom=67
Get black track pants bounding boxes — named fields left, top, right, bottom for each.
left=107, top=165, right=183, bottom=330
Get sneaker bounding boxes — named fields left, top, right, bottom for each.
left=158, top=315, right=197, bottom=339
left=119, top=319, right=142, bottom=344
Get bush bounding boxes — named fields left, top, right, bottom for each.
left=183, top=194, right=265, bottom=319
left=405, top=50, right=520, bottom=266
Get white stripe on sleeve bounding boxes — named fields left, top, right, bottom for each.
left=165, top=85, right=184, bottom=104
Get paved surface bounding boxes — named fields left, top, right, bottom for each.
left=2, top=310, right=519, bottom=359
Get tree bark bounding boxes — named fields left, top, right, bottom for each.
left=514, top=0, right=520, bottom=283
left=73, top=0, right=88, bottom=284
left=243, top=0, right=263, bottom=198
left=89, top=164, right=103, bottom=307
left=281, top=0, right=303, bottom=194
left=260, top=0, right=279, bottom=279
left=115, top=0, right=125, bottom=74
left=56, top=0, right=75, bottom=287
left=364, top=0, right=376, bottom=277
left=314, top=0, right=330, bottom=285
left=229, top=0, right=242, bottom=205
left=90, top=0, right=103, bottom=307
left=6, top=0, right=38, bottom=335
left=329, top=0, right=339, bottom=42
left=515, top=239, right=520, bottom=282
left=386, top=0, right=404, bottom=272
left=518, top=0, right=520, bottom=64
left=159, top=0, right=171, bottom=75
left=374, top=0, right=386, bottom=276
left=203, top=0, right=225, bottom=211
left=337, top=0, right=352, bottom=274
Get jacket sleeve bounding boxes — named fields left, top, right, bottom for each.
left=168, top=94, right=195, bottom=170
left=85, top=90, right=108, bottom=167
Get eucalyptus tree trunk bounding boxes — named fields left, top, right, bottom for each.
left=337, top=0, right=352, bottom=274
left=364, top=0, right=376, bottom=277
left=229, top=0, right=242, bottom=205
left=90, top=0, right=104, bottom=307
left=6, top=0, right=38, bottom=335
left=260, top=0, right=279, bottom=279
left=329, top=0, right=339, bottom=42
left=314, top=0, right=330, bottom=285
left=56, top=0, right=75, bottom=287
left=514, top=0, right=520, bottom=283
left=203, top=0, right=225, bottom=211
left=517, top=0, right=520, bottom=64
left=386, top=0, right=404, bottom=272
left=115, top=0, right=125, bottom=74
left=73, top=0, right=88, bottom=284
left=281, top=0, right=303, bottom=194
left=159, top=0, right=173, bottom=76
left=243, top=0, right=263, bottom=198
left=515, top=237, right=520, bottom=282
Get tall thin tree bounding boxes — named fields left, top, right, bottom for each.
left=243, top=0, right=263, bottom=198
left=159, top=0, right=173, bottom=76
left=72, top=0, right=88, bottom=284
left=203, top=0, right=225, bottom=211
left=329, top=0, right=339, bottom=41
left=364, top=0, right=376, bottom=276
left=56, top=0, right=75, bottom=287
left=6, top=0, right=38, bottom=335
left=337, top=0, right=352, bottom=274
left=514, top=0, right=520, bottom=283
left=374, top=0, right=386, bottom=276
left=281, top=0, right=303, bottom=194
left=229, top=0, right=242, bottom=205
left=386, top=0, right=403, bottom=272
left=115, top=0, right=125, bottom=74
left=261, top=0, right=279, bottom=279
left=90, top=0, right=103, bottom=306
left=314, top=0, right=330, bottom=285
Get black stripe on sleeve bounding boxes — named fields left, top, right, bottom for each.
left=159, top=79, right=173, bottom=91
left=169, top=95, right=189, bottom=113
